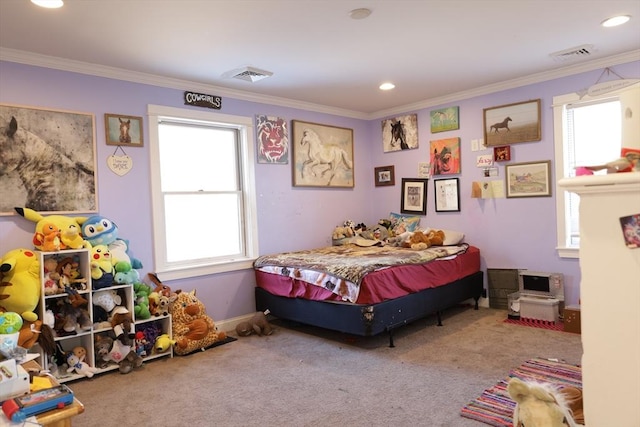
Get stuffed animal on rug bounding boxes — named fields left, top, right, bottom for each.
left=0, top=248, right=41, bottom=322
left=507, top=377, right=584, bottom=427
left=14, top=207, right=88, bottom=251
left=169, top=289, right=227, bottom=355
left=235, top=310, right=274, bottom=337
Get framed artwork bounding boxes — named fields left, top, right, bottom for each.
left=505, top=160, right=552, bottom=198
left=401, top=178, right=428, bottom=215
left=494, top=145, right=511, bottom=162
left=434, top=178, right=460, bottom=212
left=256, top=114, right=289, bottom=164
left=0, top=103, right=98, bottom=215
left=105, top=114, right=143, bottom=147
left=430, top=106, right=459, bottom=133
left=430, top=137, right=461, bottom=176
left=374, top=165, right=395, bottom=187
left=291, top=120, right=354, bottom=188
left=483, top=99, right=541, bottom=147
left=381, top=114, right=418, bottom=152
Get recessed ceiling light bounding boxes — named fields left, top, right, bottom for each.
left=31, top=0, right=64, bottom=8
left=601, top=15, right=631, bottom=27
left=349, top=8, right=372, bottom=20
left=379, top=83, right=395, bottom=91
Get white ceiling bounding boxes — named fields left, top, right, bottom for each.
left=1, top=0, right=639, bottom=118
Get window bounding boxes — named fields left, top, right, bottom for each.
left=148, top=105, right=258, bottom=280
left=553, top=91, right=622, bottom=258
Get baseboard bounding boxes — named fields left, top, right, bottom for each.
left=216, top=313, right=255, bottom=333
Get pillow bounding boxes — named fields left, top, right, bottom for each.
left=388, top=212, right=421, bottom=234
left=424, top=228, right=465, bottom=245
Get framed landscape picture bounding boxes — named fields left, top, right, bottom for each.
left=505, top=160, right=551, bottom=198
left=483, top=99, right=541, bottom=147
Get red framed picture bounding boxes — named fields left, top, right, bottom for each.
left=494, top=145, right=511, bottom=162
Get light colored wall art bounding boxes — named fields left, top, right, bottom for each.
left=506, top=160, right=552, bottom=198
left=381, top=114, right=418, bottom=152
left=430, top=106, right=459, bottom=133
left=0, top=103, right=97, bottom=215
left=291, top=120, right=354, bottom=188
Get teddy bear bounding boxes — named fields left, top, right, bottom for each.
left=332, top=225, right=355, bottom=241
left=169, top=289, right=227, bottom=355
left=66, top=346, right=99, bottom=378
left=403, top=230, right=432, bottom=250
left=42, top=257, right=61, bottom=295
left=235, top=310, right=274, bottom=337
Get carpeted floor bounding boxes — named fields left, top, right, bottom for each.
left=460, top=357, right=582, bottom=426
left=503, top=317, right=565, bottom=332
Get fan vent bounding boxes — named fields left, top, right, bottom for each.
left=550, top=44, right=595, bottom=62
left=225, top=66, right=273, bottom=82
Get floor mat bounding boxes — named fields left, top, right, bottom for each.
left=460, top=357, right=582, bottom=426
left=503, top=317, right=565, bottom=332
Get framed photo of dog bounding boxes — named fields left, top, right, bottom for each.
left=483, top=99, right=541, bottom=147
left=105, top=113, right=144, bottom=147
left=291, top=120, right=354, bottom=188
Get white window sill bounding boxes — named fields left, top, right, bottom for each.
left=155, top=258, right=256, bottom=282
left=557, top=246, right=579, bottom=259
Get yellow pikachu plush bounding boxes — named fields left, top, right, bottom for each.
left=0, top=248, right=41, bottom=321
left=14, top=207, right=88, bottom=250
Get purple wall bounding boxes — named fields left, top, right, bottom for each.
left=1, top=59, right=638, bottom=320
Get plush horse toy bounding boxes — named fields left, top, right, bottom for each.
left=507, top=377, right=584, bottom=427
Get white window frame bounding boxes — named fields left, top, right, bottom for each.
left=148, top=104, right=259, bottom=281
left=553, top=89, right=624, bottom=259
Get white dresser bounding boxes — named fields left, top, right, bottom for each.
left=559, top=172, right=640, bottom=427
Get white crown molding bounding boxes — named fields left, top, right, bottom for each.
left=1, top=47, right=638, bottom=121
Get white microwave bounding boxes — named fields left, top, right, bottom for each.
left=518, top=271, right=564, bottom=301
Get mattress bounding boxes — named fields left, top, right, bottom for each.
left=255, top=245, right=480, bottom=305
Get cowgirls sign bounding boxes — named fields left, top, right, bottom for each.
left=184, top=91, right=222, bottom=109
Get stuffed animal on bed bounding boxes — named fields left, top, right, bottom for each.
left=507, top=377, right=584, bottom=427
left=169, top=289, right=226, bottom=355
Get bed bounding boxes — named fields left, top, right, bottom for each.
left=254, top=241, right=483, bottom=346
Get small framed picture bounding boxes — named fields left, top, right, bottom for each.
left=374, top=165, right=395, bottom=187
left=105, top=114, right=144, bottom=147
left=434, top=178, right=460, bottom=212
left=401, top=178, right=428, bottom=215
left=505, top=160, right=552, bottom=198
left=494, top=145, right=511, bottom=162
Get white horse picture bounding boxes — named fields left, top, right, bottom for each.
left=293, top=122, right=354, bottom=187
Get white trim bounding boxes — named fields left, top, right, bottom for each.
left=2, top=47, right=638, bottom=120
left=147, top=104, right=259, bottom=279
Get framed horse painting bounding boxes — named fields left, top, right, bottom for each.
left=483, top=99, right=541, bottom=147
left=105, top=113, right=144, bottom=147
left=0, top=103, right=98, bottom=215
left=291, top=120, right=354, bottom=188
left=381, top=114, right=418, bottom=152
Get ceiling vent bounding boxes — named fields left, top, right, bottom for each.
left=223, top=66, right=273, bottom=82
left=550, top=44, right=595, bottom=62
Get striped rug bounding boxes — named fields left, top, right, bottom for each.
left=460, top=357, right=582, bottom=426
left=503, top=318, right=565, bottom=332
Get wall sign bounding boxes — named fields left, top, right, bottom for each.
left=184, top=91, right=222, bottom=109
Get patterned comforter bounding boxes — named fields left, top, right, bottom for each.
left=254, top=243, right=469, bottom=303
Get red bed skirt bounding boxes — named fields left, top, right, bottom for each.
left=255, top=245, right=480, bottom=305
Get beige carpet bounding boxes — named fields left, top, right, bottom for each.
left=67, top=306, right=582, bottom=427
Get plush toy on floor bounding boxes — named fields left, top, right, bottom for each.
left=507, top=377, right=584, bottom=427
left=168, top=289, right=227, bottom=355
left=235, top=310, right=274, bottom=337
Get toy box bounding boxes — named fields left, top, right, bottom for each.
left=0, top=359, right=30, bottom=402
left=519, top=296, right=560, bottom=322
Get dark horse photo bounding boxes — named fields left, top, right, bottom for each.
left=0, top=106, right=96, bottom=213
left=490, top=116, right=512, bottom=133
left=382, top=114, right=419, bottom=152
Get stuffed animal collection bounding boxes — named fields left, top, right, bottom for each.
left=14, top=207, right=88, bottom=251
left=169, top=289, right=227, bottom=355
